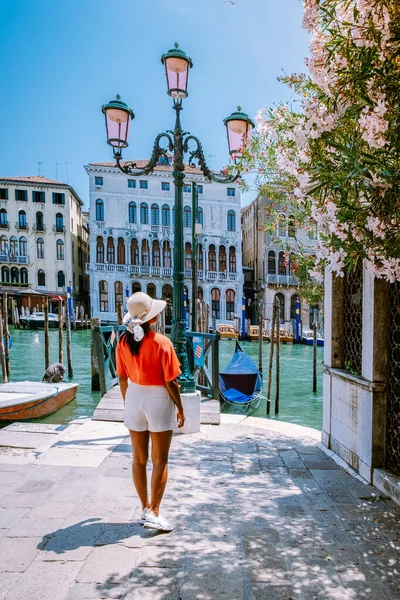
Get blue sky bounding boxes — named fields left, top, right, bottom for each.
left=0, top=0, right=308, bottom=208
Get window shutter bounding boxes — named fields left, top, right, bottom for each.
left=52, top=193, right=56, bottom=204
left=62, top=193, right=65, bottom=205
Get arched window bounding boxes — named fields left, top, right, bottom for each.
left=275, top=293, right=285, bottom=324
left=96, top=236, right=104, bottom=263
left=227, top=210, right=236, bottom=232
left=117, top=237, right=125, bottom=265
left=211, top=288, right=220, bottom=320
left=132, top=281, right=141, bottom=294
left=197, top=207, right=203, bottom=226
left=290, top=294, right=300, bottom=320
left=0, top=209, right=8, bottom=226
left=10, top=267, right=19, bottom=284
left=163, top=241, right=171, bottom=268
left=140, top=203, right=149, bottom=224
left=229, top=246, right=236, bottom=273
left=56, top=213, right=64, bottom=232
left=278, top=214, right=287, bottom=237
left=37, top=238, right=44, bottom=259
left=114, top=281, right=123, bottom=310
left=141, top=239, right=149, bottom=267
left=20, top=268, right=28, bottom=284
left=152, top=241, right=160, bottom=267
left=99, top=280, right=108, bottom=312
left=226, top=290, right=235, bottom=320
left=185, top=242, right=192, bottom=270
left=128, top=202, right=137, bottom=224
left=198, top=287, right=204, bottom=301
left=183, top=206, right=191, bottom=228
left=208, top=245, right=216, bottom=271
left=18, top=210, right=27, bottom=229
left=0, top=236, right=8, bottom=256
left=36, top=211, right=44, bottom=231
left=151, top=204, right=160, bottom=226
left=9, top=237, right=17, bottom=259
left=278, top=251, right=287, bottom=276
left=57, top=271, right=65, bottom=287
left=172, top=207, right=175, bottom=226
left=219, top=245, right=226, bottom=272
left=106, top=237, right=115, bottom=264
left=56, top=239, right=65, bottom=260
left=162, top=204, right=170, bottom=226
left=38, top=269, right=46, bottom=287
left=130, top=238, right=139, bottom=265
left=268, top=250, right=276, bottom=274
left=147, top=283, right=156, bottom=298
left=1, top=266, right=9, bottom=283
left=19, top=236, right=27, bottom=257
left=198, top=244, right=204, bottom=271
left=96, top=199, right=104, bottom=221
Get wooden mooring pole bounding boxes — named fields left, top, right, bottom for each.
left=3, top=292, right=10, bottom=377
left=313, top=320, right=317, bottom=393
left=58, top=298, right=63, bottom=364
left=275, top=300, right=281, bottom=414
left=65, top=300, right=73, bottom=378
left=258, top=302, right=263, bottom=376
left=44, top=297, right=50, bottom=369
left=267, top=299, right=277, bottom=413
left=0, top=301, right=7, bottom=383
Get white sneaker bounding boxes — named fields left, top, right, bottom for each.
left=140, top=508, right=149, bottom=525
left=143, top=511, right=173, bottom=532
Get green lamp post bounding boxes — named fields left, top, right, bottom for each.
left=101, top=43, right=254, bottom=394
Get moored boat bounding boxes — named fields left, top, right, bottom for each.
left=0, top=381, right=78, bottom=421
left=217, top=324, right=239, bottom=340
left=273, top=329, right=294, bottom=344
left=248, top=326, right=269, bottom=342
left=20, top=312, right=59, bottom=330
left=302, top=329, right=324, bottom=346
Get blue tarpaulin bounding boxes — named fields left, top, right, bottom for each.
left=219, top=342, right=263, bottom=405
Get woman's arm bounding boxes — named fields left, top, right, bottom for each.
left=165, top=379, right=185, bottom=428
left=119, top=376, right=128, bottom=401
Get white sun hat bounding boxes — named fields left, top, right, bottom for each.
left=123, top=292, right=166, bottom=326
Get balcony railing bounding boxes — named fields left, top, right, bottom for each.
left=0, top=255, right=28, bottom=264
left=15, top=222, right=28, bottom=231
left=91, top=263, right=238, bottom=281
left=266, top=274, right=298, bottom=285
left=32, top=224, right=46, bottom=233
left=53, top=225, right=66, bottom=233
left=0, top=223, right=10, bottom=230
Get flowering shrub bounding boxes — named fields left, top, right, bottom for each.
left=238, top=0, right=400, bottom=284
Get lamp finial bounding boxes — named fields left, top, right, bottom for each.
left=237, top=105, right=242, bottom=112
left=174, top=42, right=179, bottom=49
left=116, top=94, right=121, bottom=100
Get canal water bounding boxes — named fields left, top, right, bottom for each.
left=6, top=328, right=324, bottom=430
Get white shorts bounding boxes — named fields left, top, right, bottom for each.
left=124, top=382, right=177, bottom=433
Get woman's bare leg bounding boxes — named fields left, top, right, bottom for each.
left=129, top=430, right=150, bottom=510
left=149, top=430, right=173, bottom=516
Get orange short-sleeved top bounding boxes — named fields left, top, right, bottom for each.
left=116, top=331, right=181, bottom=386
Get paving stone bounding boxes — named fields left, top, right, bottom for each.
left=0, top=506, right=29, bottom=529
left=7, top=516, right=64, bottom=538
left=26, top=501, right=76, bottom=519
left=137, top=544, right=185, bottom=568
left=66, top=582, right=123, bottom=599
left=0, top=572, right=21, bottom=600
left=6, top=559, right=84, bottom=600
left=39, top=517, right=105, bottom=561
left=279, top=450, right=305, bottom=469
left=181, top=563, right=245, bottom=600
left=247, top=582, right=297, bottom=600
left=16, top=479, right=55, bottom=494
left=199, top=460, right=232, bottom=475
left=287, top=468, right=312, bottom=479
left=76, top=544, right=141, bottom=583
left=0, top=536, right=44, bottom=572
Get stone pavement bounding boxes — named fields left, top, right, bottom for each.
left=0, top=415, right=399, bottom=600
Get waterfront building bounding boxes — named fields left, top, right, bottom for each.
left=85, top=161, right=243, bottom=325
left=0, top=176, right=90, bottom=313
left=241, top=193, right=321, bottom=331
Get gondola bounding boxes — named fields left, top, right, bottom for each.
left=219, top=341, right=265, bottom=411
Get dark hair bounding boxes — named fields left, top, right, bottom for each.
left=119, top=322, right=152, bottom=357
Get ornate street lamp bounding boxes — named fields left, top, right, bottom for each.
left=101, top=43, right=253, bottom=394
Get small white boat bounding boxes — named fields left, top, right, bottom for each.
left=302, top=329, right=324, bottom=346
left=0, top=381, right=78, bottom=421
left=20, top=312, right=59, bottom=330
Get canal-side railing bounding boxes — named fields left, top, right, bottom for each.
left=186, top=331, right=220, bottom=400
left=91, top=322, right=125, bottom=397
left=92, top=323, right=221, bottom=401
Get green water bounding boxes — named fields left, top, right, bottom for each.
left=5, top=329, right=323, bottom=430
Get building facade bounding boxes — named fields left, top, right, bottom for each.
left=0, top=176, right=90, bottom=313
left=85, top=161, right=243, bottom=326
left=241, top=194, right=321, bottom=331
